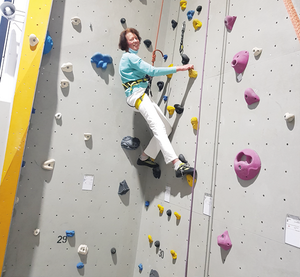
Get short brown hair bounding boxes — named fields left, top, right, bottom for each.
left=118, top=28, right=141, bottom=51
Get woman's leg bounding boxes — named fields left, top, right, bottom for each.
left=138, top=94, right=177, bottom=164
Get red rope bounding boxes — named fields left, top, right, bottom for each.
left=152, top=0, right=164, bottom=65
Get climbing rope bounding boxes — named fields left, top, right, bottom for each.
left=282, top=0, right=300, bottom=42
left=184, top=0, right=212, bottom=276
left=179, top=21, right=186, bottom=55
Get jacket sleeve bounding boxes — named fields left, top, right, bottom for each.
left=128, top=54, right=177, bottom=77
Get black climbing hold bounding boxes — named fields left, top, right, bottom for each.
left=178, top=154, right=188, bottom=163
left=174, top=104, right=184, bottom=114
left=181, top=54, right=190, bottom=65
left=157, top=81, right=164, bottom=92
left=196, top=5, right=202, bottom=13
left=154, top=241, right=160, bottom=248
left=111, top=247, right=116, bottom=254
left=152, top=167, right=161, bottom=179
left=120, top=18, right=126, bottom=24
left=121, top=136, right=140, bottom=150
left=143, top=39, right=152, bottom=48
left=118, top=180, right=130, bottom=195
left=171, top=19, right=178, bottom=29
left=150, top=269, right=159, bottom=277
left=166, top=209, right=172, bottom=216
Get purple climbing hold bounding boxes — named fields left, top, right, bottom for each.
left=217, top=230, right=232, bottom=251
left=231, top=51, right=249, bottom=74
left=244, top=88, right=260, bottom=105
left=224, top=15, right=237, bottom=31
left=234, top=149, right=261, bottom=180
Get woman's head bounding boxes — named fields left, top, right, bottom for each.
left=119, top=28, right=141, bottom=52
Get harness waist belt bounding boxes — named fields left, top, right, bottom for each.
left=122, top=78, right=148, bottom=90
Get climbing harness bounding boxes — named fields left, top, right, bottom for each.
left=179, top=21, right=190, bottom=65
left=122, top=77, right=149, bottom=90
left=134, top=93, right=146, bottom=110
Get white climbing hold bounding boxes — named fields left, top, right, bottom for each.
left=29, top=34, right=39, bottom=47
left=252, top=47, right=262, bottom=57
left=60, top=79, right=69, bottom=88
left=33, top=229, right=40, bottom=236
left=55, top=113, right=62, bottom=119
left=42, top=159, right=55, bottom=170
left=78, top=244, right=88, bottom=255
left=84, top=133, right=92, bottom=141
left=284, top=113, right=295, bottom=122
left=61, top=62, right=73, bottom=72
left=15, top=197, right=19, bottom=204
left=71, top=16, right=81, bottom=26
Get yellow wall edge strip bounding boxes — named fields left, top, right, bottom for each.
left=0, top=0, right=53, bottom=273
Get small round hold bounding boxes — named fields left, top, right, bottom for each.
left=196, top=5, right=202, bottom=13
left=166, top=209, right=172, bottom=216
left=157, top=81, right=164, bottom=92
left=33, top=229, right=40, bottom=236
left=111, top=247, right=116, bottom=254
left=174, top=104, right=184, bottom=114
left=120, top=18, right=126, bottom=24
left=145, top=201, right=150, bottom=207
left=171, top=19, right=178, bottom=29
left=154, top=241, right=160, bottom=248
left=143, top=39, right=152, bottom=48
left=181, top=54, right=190, bottom=65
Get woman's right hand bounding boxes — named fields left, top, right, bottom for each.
left=176, top=64, right=194, bottom=72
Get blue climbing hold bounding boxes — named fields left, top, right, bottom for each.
left=145, top=201, right=150, bottom=207
left=31, top=107, right=36, bottom=114
left=21, top=161, right=26, bottom=167
left=91, top=53, right=113, bottom=69
left=66, top=230, right=75, bottom=237
left=163, top=95, right=168, bottom=102
left=163, top=54, right=168, bottom=61
left=187, top=10, right=195, bottom=20
left=43, top=31, right=53, bottom=55
left=77, top=262, right=84, bottom=269
left=138, top=263, right=143, bottom=271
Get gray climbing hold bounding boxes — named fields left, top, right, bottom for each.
left=166, top=209, right=172, bottom=216
left=196, top=5, right=202, bottom=13
left=154, top=241, right=160, bottom=248
left=157, top=81, right=164, bottom=92
left=171, top=19, right=178, bottom=29
left=143, top=39, right=152, bottom=48
left=152, top=167, right=161, bottom=179
left=111, top=247, right=116, bottom=254
left=121, top=136, right=140, bottom=150
left=181, top=54, right=190, bottom=65
left=174, top=104, right=184, bottom=114
left=118, top=180, right=130, bottom=195
left=150, top=269, right=159, bottom=277
left=120, top=18, right=126, bottom=24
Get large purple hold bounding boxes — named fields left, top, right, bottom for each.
left=224, top=15, right=237, bottom=31
left=244, top=88, right=260, bottom=105
left=231, top=51, right=249, bottom=74
left=234, top=149, right=261, bottom=180
left=217, top=230, right=232, bottom=251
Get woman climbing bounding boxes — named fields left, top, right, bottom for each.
left=118, top=28, right=194, bottom=178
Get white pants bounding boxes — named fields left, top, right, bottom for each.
left=135, top=94, right=178, bottom=164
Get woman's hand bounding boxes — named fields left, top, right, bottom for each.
left=176, top=64, right=194, bottom=72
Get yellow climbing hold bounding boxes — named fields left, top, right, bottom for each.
left=167, top=64, right=174, bottom=78
left=167, top=106, right=175, bottom=115
left=170, top=249, right=177, bottom=259
left=186, top=174, right=196, bottom=187
left=191, top=117, right=198, bottom=130
left=193, top=19, right=202, bottom=30
left=188, top=69, right=198, bottom=78
left=174, top=212, right=181, bottom=220
left=180, top=0, right=187, bottom=10
left=148, top=235, right=153, bottom=243
left=157, top=204, right=164, bottom=214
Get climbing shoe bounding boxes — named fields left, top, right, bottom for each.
left=175, top=163, right=195, bottom=178
left=137, top=158, right=159, bottom=168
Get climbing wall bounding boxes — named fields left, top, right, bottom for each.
left=2, top=0, right=300, bottom=277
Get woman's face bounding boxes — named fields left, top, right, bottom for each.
left=125, top=32, right=140, bottom=51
